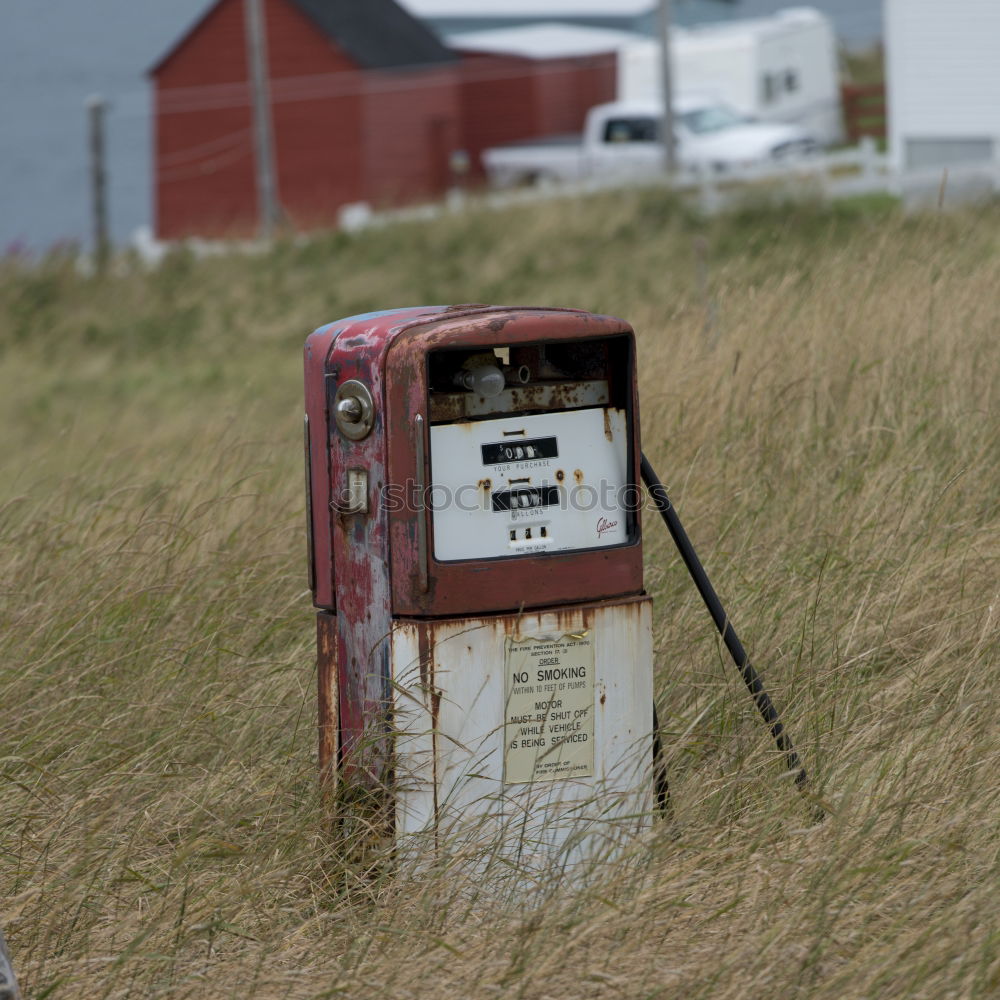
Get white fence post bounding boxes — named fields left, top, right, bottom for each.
left=860, top=136, right=877, bottom=182
left=697, top=163, right=720, bottom=215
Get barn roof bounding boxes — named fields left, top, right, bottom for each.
left=399, top=0, right=655, bottom=15
left=150, top=0, right=456, bottom=76
left=289, top=0, right=457, bottom=68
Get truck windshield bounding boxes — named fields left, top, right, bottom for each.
left=679, top=105, right=751, bottom=134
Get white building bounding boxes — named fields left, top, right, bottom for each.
left=885, top=0, right=1000, bottom=171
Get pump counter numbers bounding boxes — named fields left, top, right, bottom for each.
left=481, top=437, right=558, bottom=465
left=492, top=485, right=560, bottom=513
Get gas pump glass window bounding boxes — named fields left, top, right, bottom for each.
left=426, top=336, right=635, bottom=563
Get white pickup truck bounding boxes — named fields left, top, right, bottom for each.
left=482, top=96, right=819, bottom=187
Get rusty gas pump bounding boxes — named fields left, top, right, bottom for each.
left=304, top=305, right=656, bottom=863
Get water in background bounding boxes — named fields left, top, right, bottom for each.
left=0, top=0, right=207, bottom=255
left=0, top=0, right=881, bottom=256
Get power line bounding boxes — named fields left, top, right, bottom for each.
left=87, top=52, right=621, bottom=121
left=145, top=57, right=619, bottom=184
left=157, top=139, right=253, bottom=182
left=159, top=127, right=253, bottom=167
left=153, top=54, right=617, bottom=114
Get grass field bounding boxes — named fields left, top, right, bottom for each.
left=1, top=189, right=999, bottom=999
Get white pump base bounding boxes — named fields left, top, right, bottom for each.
left=390, top=595, right=655, bottom=874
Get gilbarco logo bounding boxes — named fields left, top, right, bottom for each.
left=596, top=516, right=619, bottom=538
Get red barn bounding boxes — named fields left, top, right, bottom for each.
left=150, top=0, right=618, bottom=239
left=152, top=0, right=460, bottom=239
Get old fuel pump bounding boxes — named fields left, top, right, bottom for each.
left=305, top=305, right=655, bottom=861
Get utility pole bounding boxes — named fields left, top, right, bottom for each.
left=657, top=0, right=678, bottom=175
left=244, top=0, right=280, bottom=239
left=86, top=94, right=110, bottom=273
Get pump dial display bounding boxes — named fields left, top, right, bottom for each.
left=429, top=407, right=629, bottom=562
left=492, top=486, right=560, bottom=513
left=481, top=438, right=558, bottom=465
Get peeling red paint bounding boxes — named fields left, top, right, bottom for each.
left=316, top=611, right=338, bottom=792
left=306, top=306, right=447, bottom=786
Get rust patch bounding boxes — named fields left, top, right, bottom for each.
left=600, top=691, right=607, bottom=706
left=488, top=315, right=515, bottom=334
left=417, top=622, right=431, bottom=691
left=478, top=478, right=492, bottom=491
left=487, top=598, right=623, bottom=637
left=573, top=468, right=584, bottom=484
left=427, top=395, right=463, bottom=423
left=555, top=469, right=565, bottom=483
left=416, top=622, right=440, bottom=832
left=316, top=612, right=338, bottom=797
left=427, top=380, right=609, bottom=423
left=603, top=407, right=614, bottom=442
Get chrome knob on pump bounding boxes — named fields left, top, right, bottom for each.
left=333, top=379, right=375, bottom=440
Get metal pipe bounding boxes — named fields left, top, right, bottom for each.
left=641, top=453, right=807, bottom=787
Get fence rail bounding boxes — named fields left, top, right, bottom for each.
left=134, top=143, right=1000, bottom=262
left=347, top=143, right=1000, bottom=230
left=345, top=142, right=897, bottom=231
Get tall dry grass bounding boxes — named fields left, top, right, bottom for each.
left=1, top=191, right=998, bottom=998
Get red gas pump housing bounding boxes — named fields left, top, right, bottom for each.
left=304, top=305, right=647, bottom=789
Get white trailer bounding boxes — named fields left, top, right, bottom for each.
left=619, top=7, right=843, bottom=146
